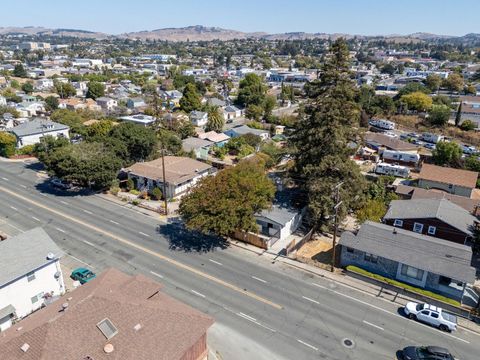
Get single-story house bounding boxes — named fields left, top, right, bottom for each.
left=0, top=228, right=65, bottom=332
left=123, top=156, right=213, bottom=199
left=339, top=221, right=476, bottom=302
left=182, top=137, right=213, bottom=160
left=365, top=132, right=418, bottom=152
left=0, top=268, right=214, bottom=360
left=222, top=105, right=242, bottom=120
left=418, top=163, right=478, bottom=198
left=383, top=198, right=477, bottom=244
left=9, top=118, right=69, bottom=148
left=255, top=205, right=303, bottom=244
left=95, top=97, right=118, bottom=111
left=190, top=111, right=208, bottom=127
left=224, top=125, right=269, bottom=141
left=198, top=131, right=230, bottom=147
left=126, top=97, right=146, bottom=109
left=207, top=97, right=226, bottom=107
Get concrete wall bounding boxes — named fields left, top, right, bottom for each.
left=418, top=179, right=472, bottom=198
left=0, top=260, right=65, bottom=330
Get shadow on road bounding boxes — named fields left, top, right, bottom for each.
left=34, top=180, right=96, bottom=198
left=157, top=223, right=229, bottom=253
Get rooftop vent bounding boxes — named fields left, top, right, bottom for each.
left=20, top=343, right=30, bottom=353
left=133, top=323, right=142, bottom=332
left=103, top=344, right=114, bottom=354
left=97, top=318, right=118, bottom=340
left=61, top=303, right=69, bottom=311
left=47, top=252, right=55, bottom=260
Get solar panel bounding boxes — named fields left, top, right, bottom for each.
left=96, top=318, right=118, bottom=340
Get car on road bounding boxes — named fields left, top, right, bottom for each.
left=50, top=177, right=72, bottom=190
left=401, top=345, right=454, bottom=360
left=70, top=268, right=96, bottom=284
left=404, top=302, right=457, bottom=332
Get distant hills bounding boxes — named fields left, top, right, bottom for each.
left=0, top=25, right=478, bottom=43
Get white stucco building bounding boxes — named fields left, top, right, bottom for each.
left=9, top=118, right=70, bottom=148
left=0, top=228, right=65, bottom=332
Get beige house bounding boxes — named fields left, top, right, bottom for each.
left=418, top=164, right=478, bottom=198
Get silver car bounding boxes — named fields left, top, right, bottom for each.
left=404, top=302, right=457, bottom=332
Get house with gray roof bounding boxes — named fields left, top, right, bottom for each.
left=0, top=228, right=65, bottom=331
left=182, top=137, right=213, bottom=160
left=383, top=199, right=477, bottom=245
left=339, top=221, right=476, bottom=303
left=255, top=205, right=304, bottom=244
left=9, top=118, right=69, bottom=148
left=224, top=125, right=269, bottom=141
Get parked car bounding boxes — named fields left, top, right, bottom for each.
left=407, top=132, right=419, bottom=138
left=424, top=143, right=436, bottom=150
left=412, top=139, right=425, bottom=146
left=401, top=345, right=454, bottom=360
left=384, top=131, right=397, bottom=138
left=404, top=302, right=457, bottom=332
left=70, top=268, right=96, bottom=284
left=50, top=177, right=71, bottom=190
left=461, top=144, right=476, bottom=155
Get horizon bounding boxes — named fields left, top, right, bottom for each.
left=2, top=0, right=479, bottom=37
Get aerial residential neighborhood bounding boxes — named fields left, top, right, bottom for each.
left=1, top=1, right=480, bottom=360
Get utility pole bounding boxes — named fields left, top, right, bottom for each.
left=331, top=181, right=344, bottom=273
left=160, top=144, right=168, bottom=216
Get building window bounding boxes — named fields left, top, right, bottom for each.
left=393, top=219, right=403, bottom=227
left=439, top=276, right=451, bottom=286
left=27, top=272, right=36, bottom=282
left=364, top=253, right=378, bottom=264
left=427, top=226, right=436, bottom=235
left=400, top=264, right=424, bottom=280
left=413, top=222, right=423, bottom=233
left=31, top=295, right=38, bottom=304
left=346, top=247, right=354, bottom=253
left=448, top=184, right=453, bottom=190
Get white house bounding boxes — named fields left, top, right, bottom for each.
left=34, top=78, right=54, bottom=91
left=0, top=228, right=65, bottom=332
left=222, top=105, right=242, bottom=120
left=0, top=96, right=6, bottom=107
left=95, top=97, right=118, bottom=111
left=190, top=111, right=208, bottom=127
left=10, top=118, right=70, bottom=148
left=255, top=205, right=304, bottom=244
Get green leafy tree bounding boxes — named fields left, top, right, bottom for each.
left=151, top=187, right=163, bottom=200
left=109, top=122, right=157, bottom=164
left=465, top=84, right=477, bottom=95
left=356, top=199, right=387, bottom=223
left=428, top=105, right=451, bottom=126
left=178, top=121, right=196, bottom=139
left=86, top=81, right=105, bottom=100
left=179, top=83, right=202, bottom=112
left=206, top=107, right=225, bottom=132
left=179, top=159, right=275, bottom=236
left=44, top=96, right=59, bottom=111
left=290, top=38, right=367, bottom=228
left=380, top=63, right=396, bottom=75
left=0, top=132, right=17, bottom=157
left=85, top=120, right=115, bottom=140
left=34, top=135, right=70, bottom=164
left=400, top=91, right=433, bottom=112
left=432, top=141, right=462, bottom=167
left=397, top=82, right=429, bottom=97
left=465, top=156, right=480, bottom=172
left=236, top=73, right=267, bottom=108
left=425, top=74, right=442, bottom=93
left=54, top=81, right=76, bottom=99
left=41, top=142, right=122, bottom=189
left=460, top=119, right=476, bottom=131
left=50, top=109, right=86, bottom=135
left=21, top=82, right=34, bottom=94
left=443, top=73, right=464, bottom=93
left=263, top=95, right=276, bottom=120
left=12, top=64, right=27, bottom=78
left=245, top=104, right=264, bottom=121
left=157, top=128, right=182, bottom=155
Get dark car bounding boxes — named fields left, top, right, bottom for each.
left=402, top=346, right=454, bottom=360
left=70, top=268, right=96, bottom=284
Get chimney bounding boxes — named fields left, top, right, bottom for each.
left=20, top=343, right=30, bottom=353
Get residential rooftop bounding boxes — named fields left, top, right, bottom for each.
left=419, top=163, right=478, bottom=189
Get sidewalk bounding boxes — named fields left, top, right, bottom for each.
left=228, top=239, right=480, bottom=335
left=95, top=192, right=168, bottom=220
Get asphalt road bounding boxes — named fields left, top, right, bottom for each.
left=0, top=160, right=479, bottom=360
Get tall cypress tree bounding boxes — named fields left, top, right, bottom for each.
left=291, top=39, right=366, bottom=228
left=455, top=102, right=462, bottom=127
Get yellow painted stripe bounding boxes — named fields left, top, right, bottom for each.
left=0, top=186, right=282, bottom=310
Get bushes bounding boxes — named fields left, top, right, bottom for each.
left=151, top=187, right=163, bottom=200
left=460, top=120, right=476, bottom=131
left=17, top=145, right=35, bottom=156
left=0, top=132, right=17, bottom=157
left=126, top=178, right=135, bottom=191
left=129, top=189, right=140, bottom=195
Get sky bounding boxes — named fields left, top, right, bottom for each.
left=2, top=0, right=479, bottom=36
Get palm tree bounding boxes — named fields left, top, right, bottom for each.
left=206, top=107, right=225, bottom=132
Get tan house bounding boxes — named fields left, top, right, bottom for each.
left=418, top=164, right=478, bottom=198
left=0, top=268, right=214, bottom=360
left=124, top=156, right=213, bottom=199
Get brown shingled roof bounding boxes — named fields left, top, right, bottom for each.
left=419, top=163, right=478, bottom=189
left=0, top=268, right=214, bottom=360
left=125, top=156, right=212, bottom=185
left=365, top=132, right=418, bottom=152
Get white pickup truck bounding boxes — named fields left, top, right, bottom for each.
left=404, top=302, right=457, bottom=332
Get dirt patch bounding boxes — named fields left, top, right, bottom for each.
left=297, top=236, right=333, bottom=264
